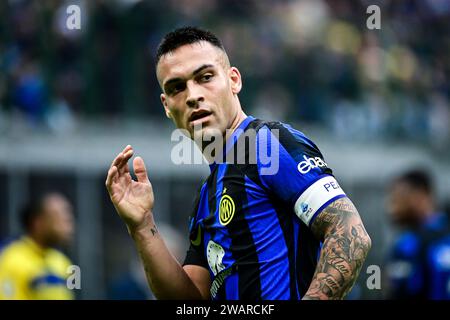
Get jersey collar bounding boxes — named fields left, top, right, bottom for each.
left=208, top=116, right=255, bottom=172
left=23, top=236, right=46, bottom=256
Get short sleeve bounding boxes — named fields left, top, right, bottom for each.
left=0, top=247, right=30, bottom=299
left=182, top=186, right=208, bottom=269
left=183, top=219, right=207, bottom=268
left=256, top=122, right=347, bottom=227
left=183, top=243, right=208, bottom=268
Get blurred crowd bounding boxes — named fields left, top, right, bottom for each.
left=1, top=0, right=450, bottom=300
left=0, top=0, right=449, bottom=147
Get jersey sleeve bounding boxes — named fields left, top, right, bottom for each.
left=182, top=186, right=208, bottom=269
left=256, top=122, right=347, bottom=227
left=183, top=245, right=207, bottom=268
left=0, top=259, right=21, bottom=299
left=183, top=223, right=208, bottom=268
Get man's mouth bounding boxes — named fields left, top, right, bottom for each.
left=189, top=110, right=213, bottom=125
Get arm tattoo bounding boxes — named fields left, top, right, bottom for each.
left=150, top=224, right=158, bottom=236
left=303, top=197, right=371, bottom=300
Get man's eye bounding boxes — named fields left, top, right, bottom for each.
left=201, top=74, right=213, bottom=82
left=172, top=83, right=185, bottom=94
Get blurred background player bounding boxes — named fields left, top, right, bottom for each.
left=0, top=192, right=75, bottom=300
left=385, top=169, right=450, bottom=299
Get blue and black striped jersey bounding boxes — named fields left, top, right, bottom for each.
left=183, top=116, right=347, bottom=300
left=387, top=213, right=450, bottom=300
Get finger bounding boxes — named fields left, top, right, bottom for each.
left=105, top=165, right=118, bottom=192
left=119, top=146, right=133, bottom=164
left=118, top=149, right=134, bottom=174
left=122, top=144, right=132, bottom=154
left=110, top=152, right=123, bottom=170
left=111, top=145, right=132, bottom=169
left=133, top=156, right=150, bottom=184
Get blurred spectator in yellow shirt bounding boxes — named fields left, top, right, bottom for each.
left=0, top=193, right=75, bottom=300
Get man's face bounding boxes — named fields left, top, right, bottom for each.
left=387, top=182, right=419, bottom=226
left=41, top=194, right=75, bottom=247
left=157, top=41, right=242, bottom=141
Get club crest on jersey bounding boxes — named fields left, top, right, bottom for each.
left=219, top=194, right=235, bottom=226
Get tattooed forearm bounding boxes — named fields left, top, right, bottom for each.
left=303, top=197, right=371, bottom=300
left=150, top=224, right=158, bottom=236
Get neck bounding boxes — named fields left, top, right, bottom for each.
left=226, top=110, right=247, bottom=141
left=28, top=233, right=48, bottom=249
left=420, top=205, right=436, bottom=222
left=201, top=109, right=247, bottom=164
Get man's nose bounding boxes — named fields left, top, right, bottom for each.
left=186, top=81, right=204, bottom=108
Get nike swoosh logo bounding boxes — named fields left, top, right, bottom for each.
left=191, top=225, right=202, bottom=246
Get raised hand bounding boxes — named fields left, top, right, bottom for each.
left=105, top=145, right=154, bottom=232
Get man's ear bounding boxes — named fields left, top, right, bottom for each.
left=160, top=94, right=172, bottom=118
left=229, top=67, right=242, bottom=94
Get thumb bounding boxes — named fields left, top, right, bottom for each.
left=133, top=156, right=150, bottom=184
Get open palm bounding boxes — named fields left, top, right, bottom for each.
left=106, top=145, right=154, bottom=230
